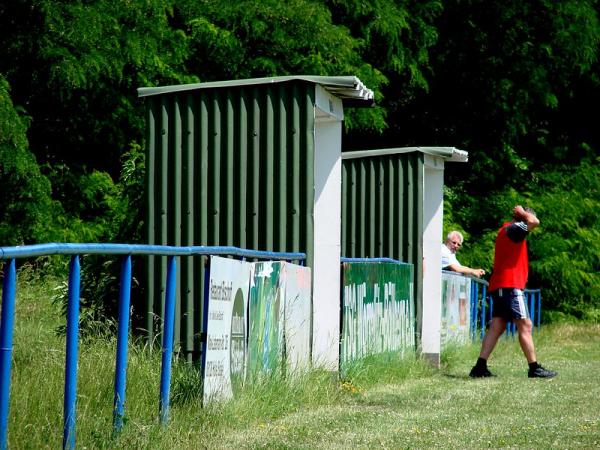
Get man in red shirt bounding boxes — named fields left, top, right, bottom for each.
left=470, top=205, right=557, bottom=378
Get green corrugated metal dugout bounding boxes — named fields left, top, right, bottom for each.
left=341, top=146, right=467, bottom=347
left=137, top=76, right=373, bottom=361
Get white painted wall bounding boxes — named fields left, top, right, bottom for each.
left=421, top=155, right=445, bottom=366
left=311, top=85, right=343, bottom=369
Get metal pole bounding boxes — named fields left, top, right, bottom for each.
left=480, top=288, right=487, bottom=341
left=475, top=282, right=480, bottom=340
left=481, top=284, right=492, bottom=339
left=537, top=291, right=542, bottom=330
left=528, top=291, right=535, bottom=335
left=468, top=281, right=473, bottom=340
left=0, top=260, right=17, bottom=450
left=63, top=255, right=80, bottom=450
left=113, top=255, right=132, bottom=433
left=159, top=256, right=177, bottom=425
left=200, top=258, right=211, bottom=406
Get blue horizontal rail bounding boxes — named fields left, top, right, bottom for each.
left=340, top=256, right=410, bottom=265
left=0, top=243, right=306, bottom=450
left=0, top=243, right=306, bottom=261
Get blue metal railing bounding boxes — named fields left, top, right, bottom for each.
left=340, top=257, right=410, bottom=265
left=0, top=243, right=306, bottom=450
left=469, top=275, right=488, bottom=341
left=0, top=261, right=16, bottom=450
left=469, top=276, right=542, bottom=339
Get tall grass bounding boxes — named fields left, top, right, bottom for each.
left=4, top=271, right=600, bottom=449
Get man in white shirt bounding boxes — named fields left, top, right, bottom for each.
left=442, top=231, right=485, bottom=278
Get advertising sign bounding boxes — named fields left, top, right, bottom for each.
left=340, top=262, right=415, bottom=366
left=247, top=261, right=284, bottom=378
left=441, top=272, right=471, bottom=345
left=203, top=256, right=251, bottom=403
left=203, top=258, right=313, bottom=401
left=281, top=262, right=312, bottom=373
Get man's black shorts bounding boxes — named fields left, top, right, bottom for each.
left=490, top=288, right=529, bottom=321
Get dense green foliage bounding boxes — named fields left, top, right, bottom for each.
left=1, top=0, right=599, bottom=317
left=529, top=159, right=600, bottom=318
left=447, top=158, right=600, bottom=318
left=0, top=75, right=59, bottom=245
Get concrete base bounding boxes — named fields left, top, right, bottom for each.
left=422, top=352, right=440, bottom=369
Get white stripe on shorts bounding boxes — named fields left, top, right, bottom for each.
left=516, top=290, right=527, bottom=319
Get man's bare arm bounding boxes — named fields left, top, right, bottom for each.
left=513, top=205, right=540, bottom=231
left=446, top=263, right=485, bottom=278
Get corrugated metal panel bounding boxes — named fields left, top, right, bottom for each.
left=142, top=81, right=316, bottom=361
left=341, top=151, right=424, bottom=336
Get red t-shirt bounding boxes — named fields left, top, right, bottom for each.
left=488, top=221, right=529, bottom=291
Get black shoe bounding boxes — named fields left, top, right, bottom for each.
left=469, top=366, right=496, bottom=378
left=528, top=365, right=557, bottom=378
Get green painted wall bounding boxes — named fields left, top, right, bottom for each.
left=341, top=151, right=425, bottom=343
left=141, top=81, right=316, bottom=360
left=340, top=261, right=415, bottom=367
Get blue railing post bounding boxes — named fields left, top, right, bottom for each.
left=480, top=292, right=487, bottom=341
left=506, top=321, right=517, bottom=337
left=159, top=256, right=177, bottom=425
left=470, top=281, right=477, bottom=340
left=113, top=255, right=132, bottom=433
left=63, top=255, right=81, bottom=450
left=469, top=281, right=474, bottom=339
left=0, top=260, right=17, bottom=450
left=536, top=291, right=542, bottom=330
left=528, top=291, right=535, bottom=335
left=201, top=258, right=211, bottom=405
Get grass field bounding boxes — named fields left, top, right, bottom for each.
left=4, top=272, right=600, bottom=449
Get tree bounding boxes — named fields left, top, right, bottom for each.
left=395, top=0, right=600, bottom=189
left=0, top=0, right=193, bottom=177
left=324, top=0, right=443, bottom=142
left=176, top=0, right=388, bottom=131
left=0, top=75, right=59, bottom=245
left=1, top=0, right=599, bottom=318
left=527, top=159, right=600, bottom=318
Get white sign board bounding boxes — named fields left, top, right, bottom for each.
left=282, top=262, right=312, bottom=373
left=203, top=256, right=251, bottom=403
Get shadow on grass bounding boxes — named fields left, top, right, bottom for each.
left=442, top=373, right=471, bottom=380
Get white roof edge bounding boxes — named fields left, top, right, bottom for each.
left=342, top=146, right=469, bottom=162
left=137, top=75, right=374, bottom=104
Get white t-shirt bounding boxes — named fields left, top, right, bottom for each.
left=441, top=244, right=460, bottom=269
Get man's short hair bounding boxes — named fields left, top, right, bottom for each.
left=446, top=230, right=464, bottom=244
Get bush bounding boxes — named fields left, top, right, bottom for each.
left=581, top=308, right=600, bottom=324
left=542, top=309, right=579, bottom=324
left=528, top=158, right=600, bottom=312
left=0, top=75, right=62, bottom=245
left=51, top=143, right=146, bottom=336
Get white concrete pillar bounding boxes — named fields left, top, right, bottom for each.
left=421, top=155, right=445, bottom=367
left=311, top=86, right=343, bottom=370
